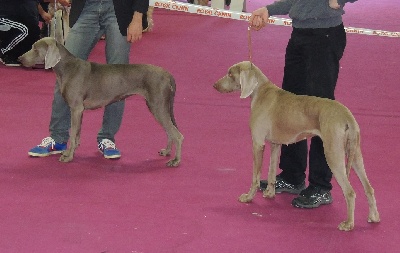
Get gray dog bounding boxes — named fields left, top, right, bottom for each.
left=214, top=61, right=380, bottom=231
left=19, top=37, right=183, bottom=167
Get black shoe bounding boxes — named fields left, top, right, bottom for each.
left=259, top=175, right=306, bottom=194
left=292, top=185, right=333, bottom=209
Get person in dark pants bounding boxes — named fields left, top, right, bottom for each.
left=0, top=0, right=40, bottom=66
left=38, top=1, right=51, bottom=38
left=249, top=0, right=357, bottom=209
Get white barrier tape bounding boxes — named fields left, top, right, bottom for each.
left=150, top=0, right=400, bottom=38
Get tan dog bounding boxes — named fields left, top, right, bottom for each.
left=143, top=6, right=154, bottom=33
left=214, top=61, right=380, bottom=231
left=19, top=38, right=183, bottom=167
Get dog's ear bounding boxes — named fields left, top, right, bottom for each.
left=44, top=41, right=61, bottom=69
left=240, top=69, right=258, bottom=98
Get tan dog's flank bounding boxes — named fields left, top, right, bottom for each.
left=19, top=37, right=183, bottom=167
left=214, top=61, right=380, bottom=231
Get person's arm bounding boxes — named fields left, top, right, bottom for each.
left=57, top=0, right=71, bottom=7
left=42, top=0, right=71, bottom=6
left=337, top=0, right=357, bottom=7
left=127, top=11, right=143, bottom=43
left=249, top=0, right=295, bottom=31
left=38, top=3, right=52, bottom=23
left=249, top=7, right=269, bottom=31
left=126, top=0, right=149, bottom=43
left=266, top=0, right=295, bottom=16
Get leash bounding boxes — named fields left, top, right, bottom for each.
left=51, top=0, right=57, bottom=40
left=247, top=26, right=253, bottom=65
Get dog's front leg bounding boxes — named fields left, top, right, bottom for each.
left=239, top=142, right=265, bottom=203
left=263, top=143, right=281, bottom=198
left=60, top=105, right=84, bottom=162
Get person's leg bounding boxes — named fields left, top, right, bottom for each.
left=96, top=0, right=131, bottom=143
left=260, top=31, right=309, bottom=193
left=304, top=25, right=347, bottom=190
left=49, top=1, right=103, bottom=143
left=0, top=18, right=28, bottom=57
left=292, top=25, right=347, bottom=208
left=309, top=137, right=332, bottom=189
left=278, top=31, right=308, bottom=186
left=30, top=1, right=119, bottom=156
left=5, top=1, right=40, bottom=60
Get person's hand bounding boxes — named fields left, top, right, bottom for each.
left=42, top=12, right=52, bottom=23
left=127, top=12, right=143, bottom=43
left=249, top=7, right=269, bottom=31
left=58, top=0, right=71, bottom=7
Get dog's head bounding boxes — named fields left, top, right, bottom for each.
left=18, top=37, right=61, bottom=69
left=213, top=61, right=259, bottom=98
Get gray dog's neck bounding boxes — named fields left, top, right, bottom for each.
left=53, top=43, right=85, bottom=72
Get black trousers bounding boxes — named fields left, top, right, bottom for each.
left=0, top=1, right=40, bottom=59
left=278, top=24, right=347, bottom=190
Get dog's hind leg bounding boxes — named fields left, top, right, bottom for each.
left=352, top=147, right=380, bottom=224
left=145, top=98, right=183, bottom=167
left=333, top=168, right=356, bottom=231
left=325, top=142, right=356, bottom=231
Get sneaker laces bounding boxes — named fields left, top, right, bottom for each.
left=38, top=137, right=55, bottom=147
left=100, top=139, right=117, bottom=149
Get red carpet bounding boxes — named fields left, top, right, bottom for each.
left=0, top=0, right=399, bottom=252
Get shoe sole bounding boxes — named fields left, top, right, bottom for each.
left=292, top=198, right=333, bottom=209
left=98, top=150, right=121, bottom=159
left=28, top=150, right=65, bottom=157
left=104, top=154, right=121, bottom=159
left=259, top=181, right=306, bottom=195
left=4, top=63, right=21, bottom=67
left=259, top=188, right=304, bottom=195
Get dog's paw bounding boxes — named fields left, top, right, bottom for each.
left=159, top=149, right=171, bottom=157
left=58, top=150, right=73, bottom=162
left=59, top=154, right=73, bottom=163
left=166, top=158, right=180, bottom=167
left=338, top=220, right=354, bottom=231
left=239, top=193, right=253, bottom=203
left=262, top=189, right=275, bottom=199
left=368, top=211, right=380, bottom=223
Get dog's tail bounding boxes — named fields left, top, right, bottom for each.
left=169, top=75, right=178, bottom=128
left=345, top=122, right=360, bottom=178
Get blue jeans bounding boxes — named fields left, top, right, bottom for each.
left=49, top=0, right=131, bottom=144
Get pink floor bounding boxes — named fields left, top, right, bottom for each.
left=0, top=0, right=399, bottom=252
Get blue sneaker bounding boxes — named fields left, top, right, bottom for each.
left=28, top=137, right=67, bottom=157
left=98, top=139, right=121, bottom=159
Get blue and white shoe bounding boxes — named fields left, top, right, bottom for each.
left=98, top=139, right=121, bottom=159
left=28, top=137, right=67, bottom=157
